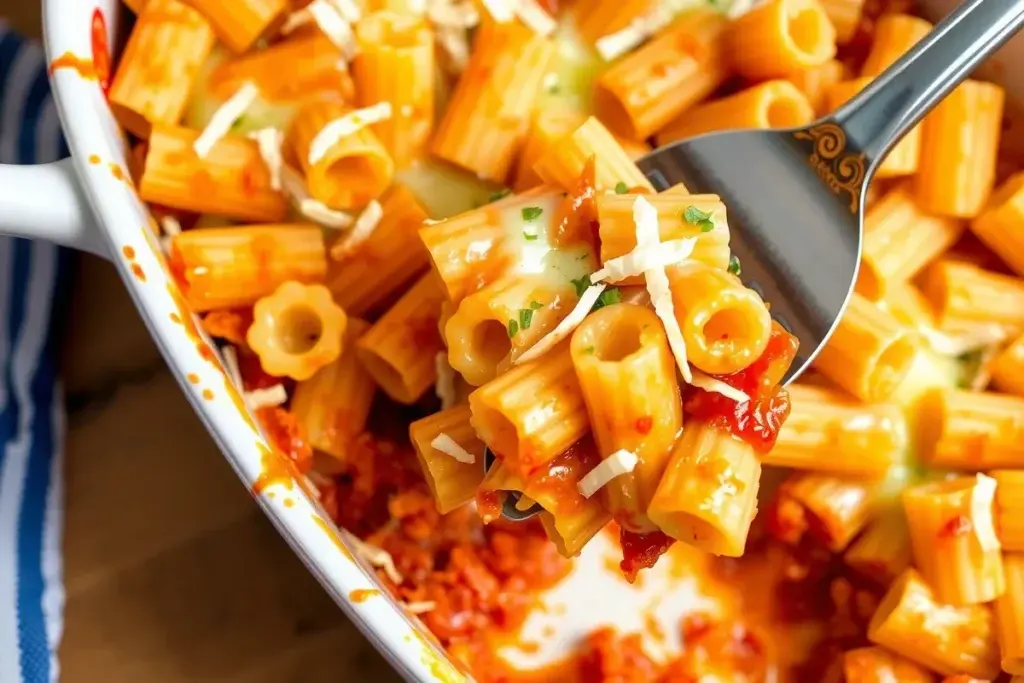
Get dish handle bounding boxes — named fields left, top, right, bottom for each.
left=0, top=158, right=109, bottom=258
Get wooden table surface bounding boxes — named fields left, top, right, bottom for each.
left=2, top=6, right=395, bottom=680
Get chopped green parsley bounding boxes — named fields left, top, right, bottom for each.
left=614, top=181, right=629, bottom=194
left=684, top=205, right=715, bottom=233
left=728, top=255, right=742, bottom=276
left=522, top=206, right=543, bottom=221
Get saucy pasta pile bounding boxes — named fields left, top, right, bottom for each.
left=93, top=0, right=1024, bottom=678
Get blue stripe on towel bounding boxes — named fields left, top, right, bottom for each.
left=0, top=20, right=69, bottom=683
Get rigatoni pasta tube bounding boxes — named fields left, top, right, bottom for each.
left=785, top=59, right=846, bottom=116
left=573, top=0, right=653, bottom=44
left=780, top=472, right=879, bottom=551
left=326, top=186, right=430, bottom=317
left=817, top=0, right=865, bottom=44
left=996, top=553, right=1024, bottom=675
left=970, top=172, right=1024, bottom=276
left=409, top=406, right=486, bottom=514
left=183, top=0, right=286, bottom=53
left=726, top=0, right=837, bottom=80
left=430, top=20, right=555, bottom=183
left=666, top=263, right=771, bottom=375
left=813, top=293, right=919, bottom=403
left=598, top=193, right=730, bottom=278
left=648, top=421, right=760, bottom=557
left=594, top=9, right=730, bottom=140
left=844, top=507, right=913, bottom=586
left=842, top=646, right=935, bottom=683
left=515, top=109, right=585, bottom=192
left=353, top=12, right=434, bottom=169
left=856, top=186, right=963, bottom=300
left=468, top=343, right=589, bottom=475
left=419, top=188, right=563, bottom=303
left=883, top=281, right=938, bottom=333
left=445, top=275, right=575, bottom=386
left=656, top=81, right=814, bottom=146
left=208, top=34, right=354, bottom=103
left=108, top=0, right=215, bottom=138
left=923, top=260, right=1024, bottom=331
left=290, top=319, right=373, bottom=462
left=288, top=100, right=394, bottom=210
left=168, top=225, right=327, bottom=312
left=860, top=13, right=933, bottom=78
left=769, top=384, right=905, bottom=476
left=356, top=273, right=445, bottom=404
left=140, top=124, right=288, bottom=222
left=915, top=80, right=1005, bottom=218
left=569, top=304, right=682, bottom=534
left=902, top=476, right=1005, bottom=605
left=918, top=388, right=1024, bottom=470
left=993, top=470, right=1024, bottom=551
left=533, top=117, right=652, bottom=193
left=868, top=568, right=1001, bottom=679
left=828, top=81, right=922, bottom=180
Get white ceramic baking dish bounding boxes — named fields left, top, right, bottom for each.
left=0, top=1, right=1021, bottom=681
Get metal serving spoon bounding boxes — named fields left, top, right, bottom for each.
left=488, top=0, right=1024, bottom=521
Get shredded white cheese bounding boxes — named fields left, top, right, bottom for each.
left=300, top=474, right=322, bottom=499
left=246, top=384, right=288, bottom=410
left=221, top=345, right=244, bottom=391
left=331, top=200, right=384, bottom=261
left=595, top=7, right=674, bottom=61
left=428, top=0, right=480, bottom=27
left=633, top=196, right=692, bottom=383
left=430, top=433, right=476, bottom=464
left=590, top=237, right=697, bottom=284
left=347, top=534, right=403, bottom=584
left=971, top=473, right=1001, bottom=553
left=434, top=352, right=457, bottom=410
left=479, top=0, right=515, bottom=22
left=308, top=102, right=393, bottom=166
left=578, top=449, right=639, bottom=499
left=922, top=324, right=1009, bottom=357
left=403, top=601, right=437, bottom=614
left=192, top=81, right=259, bottom=158
left=515, top=283, right=607, bottom=364
left=299, top=198, right=355, bottom=229
left=159, top=215, right=182, bottom=237
left=514, top=0, right=557, bottom=36
left=249, top=127, right=285, bottom=191
left=309, top=0, right=358, bottom=59
left=436, top=26, right=471, bottom=71
left=330, top=0, right=362, bottom=23
left=689, top=369, right=751, bottom=403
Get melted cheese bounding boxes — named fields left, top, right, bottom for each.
left=249, top=127, right=284, bottom=191
left=435, top=352, right=458, bottom=410
left=971, top=473, right=1001, bottom=553
left=634, top=195, right=692, bottom=382
left=578, top=449, right=638, bottom=498
left=516, top=283, right=606, bottom=364
left=515, top=0, right=557, bottom=36
left=299, top=199, right=354, bottom=229
left=193, top=81, right=259, bottom=158
left=922, top=324, right=1009, bottom=357
left=500, top=194, right=594, bottom=285
left=309, top=0, right=358, bottom=58
left=308, top=102, right=392, bottom=166
left=332, top=200, right=384, bottom=261
left=589, top=237, right=696, bottom=283
left=689, top=369, right=752, bottom=403
left=430, top=433, right=476, bottom=464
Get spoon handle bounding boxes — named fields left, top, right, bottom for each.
left=833, top=0, right=1024, bottom=171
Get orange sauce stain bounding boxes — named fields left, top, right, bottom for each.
left=47, top=52, right=98, bottom=81
left=165, top=283, right=227, bottom=376
left=122, top=246, right=135, bottom=259
left=170, top=312, right=182, bottom=324
left=311, top=514, right=355, bottom=562
left=283, top=498, right=295, bottom=508
left=90, top=8, right=111, bottom=93
left=349, top=588, right=381, bottom=603
left=202, top=388, right=214, bottom=400
left=131, top=263, right=146, bottom=282
left=224, top=374, right=259, bottom=433
left=108, top=162, right=133, bottom=188
left=186, top=373, right=199, bottom=384
left=412, top=630, right=465, bottom=683
left=252, top=441, right=297, bottom=495
left=88, top=154, right=100, bottom=165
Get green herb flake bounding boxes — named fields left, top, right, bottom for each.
left=592, top=287, right=621, bottom=311
left=529, top=300, right=543, bottom=310
left=683, top=205, right=715, bottom=231
left=519, top=308, right=534, bottom=331
left=507, top=319, right=519, bottom=338
left=230, top=116, right=247, bottom=131
left=488, top=188, right=512, bottom=203
left=571, top=276, right=591, bottom=297
left=728, top=255, right=742, bottom=276
left=584, top=345, right=595, bottom=355
left=523, top=230, right=539, bottom=241
left=522, top=206, right=544, bottom=221
left=614, top=181, right=629, bottom=195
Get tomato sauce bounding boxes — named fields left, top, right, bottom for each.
left=684, top=323, right=799, bottom=452
left=552, top=157, right=600, bottom=250
left=619, top=528, right=675, bottom=584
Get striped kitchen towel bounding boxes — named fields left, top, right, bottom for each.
left=0, top=20, right=72, bottom=683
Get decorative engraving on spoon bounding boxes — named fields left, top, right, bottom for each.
left=793, top=123, right=867, bottom=214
